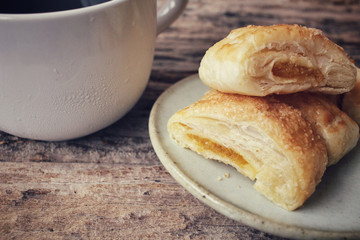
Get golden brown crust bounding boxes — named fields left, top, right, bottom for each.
left=168, top=90, right=328, bottom=211
left=275, top=93, right=359, bottom=166
left=199, top=24, right=357, bottom=96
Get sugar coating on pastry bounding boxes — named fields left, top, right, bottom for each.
left=168, top=90, right=328, bottom=211
left=199, top=24, right=357, bottom=96
left=275, top=93, right=359, bottom=166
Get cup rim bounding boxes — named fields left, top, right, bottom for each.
left=0, top=0, right=128, bottom=21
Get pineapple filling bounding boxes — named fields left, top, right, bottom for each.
left=187, top=133, right=250, bottom=169
left=272, top=61, right=324, bottom=81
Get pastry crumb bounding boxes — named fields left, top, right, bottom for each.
left=224, top=172, right=230, bottom=178
left=217, top=176, right=223, bottom=181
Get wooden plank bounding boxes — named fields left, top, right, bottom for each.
left=0, top=162, right=280, bottom=239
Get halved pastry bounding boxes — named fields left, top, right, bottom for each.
left=199, top=24, right=357, bottom=96
left=168, top=90, right=328, bottom=211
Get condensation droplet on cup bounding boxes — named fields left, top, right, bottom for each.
left=124, top=78, right=129, bottom=84
left=53, top=68, right=59, bottom=74
left=131, top=21, right=136, bottom=26
left=89, top=17, right=95, bottom=22
left=99, top=76, right=106, bottom=83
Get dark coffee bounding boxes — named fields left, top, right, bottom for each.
left=0, top=0, right=110, bottom=14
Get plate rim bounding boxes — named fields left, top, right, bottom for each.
left=148, top=74, right=360, bottom=240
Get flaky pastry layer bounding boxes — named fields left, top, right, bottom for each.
left=199, top=24, right=357, bottom=96
left=275, top=93, right=359, bottom=166
left=168, top=90, right=332, bottom=211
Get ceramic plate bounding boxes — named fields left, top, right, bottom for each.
left=148, top=74, right=360, bottom=239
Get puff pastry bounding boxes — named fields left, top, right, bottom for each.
left=199, top=24, right=357, bottom=96
left=342, top=68, right=360, bottom=125
left=168, top=90, right=328, bottom=211
left=275, top=93, right=359, bottom=166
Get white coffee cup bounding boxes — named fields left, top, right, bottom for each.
left=0, top=0, right=187, bottom=141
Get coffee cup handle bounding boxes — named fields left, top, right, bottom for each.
left=157, top=0, right=188, bottom=34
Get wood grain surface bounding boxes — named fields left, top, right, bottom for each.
left=1, top=0, right=360, bottom=239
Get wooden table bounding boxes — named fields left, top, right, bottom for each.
left=1, top=1, right=359, bottom=239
